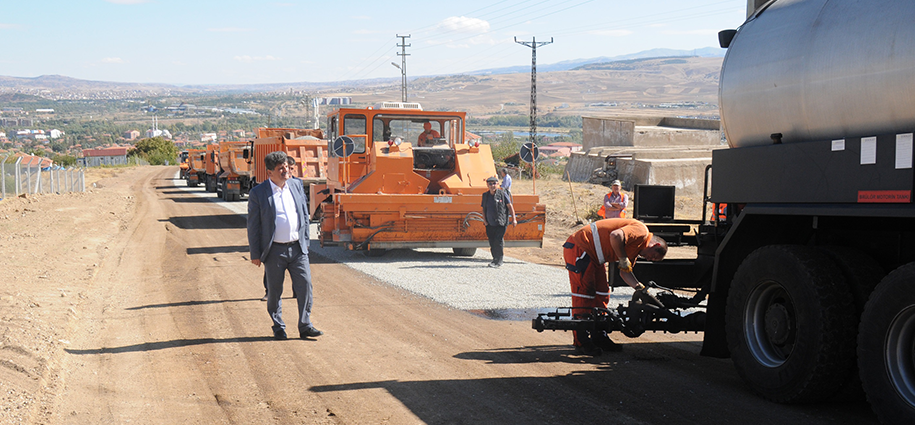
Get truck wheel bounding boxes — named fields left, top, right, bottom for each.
left=452, top=247, right=477, bottom=256
left=858, top=263, right=915, bottom=424
left=726, top=245, right=856, bottom=403
left=206, top=176, right=217, bottom=193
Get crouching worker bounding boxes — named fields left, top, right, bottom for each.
left=563, top=218, right=668, bottom=356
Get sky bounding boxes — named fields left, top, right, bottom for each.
left=1, top=0, right=748, bottom=86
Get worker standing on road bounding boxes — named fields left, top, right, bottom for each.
left=597, top=180, right=628, bottom=219
left=416, top=121, right=440, bottom=147
left=564, top=218, right=667, bottom=355
left=482, top=176, right=517, bottom=268
left=499, top=168, right=512, bottom=199
left=247, top=151, right=323, bottom=340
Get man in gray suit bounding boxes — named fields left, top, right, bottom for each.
left=247, top=151, right=323, bottom=340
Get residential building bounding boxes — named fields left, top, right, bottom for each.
left=81, top=147, right=130, bottom=167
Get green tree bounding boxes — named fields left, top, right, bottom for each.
left=490, top=131, right=520, bottom=162
left=131, top=136, right=177, bottom=165
left=51, top=154, right=77, bottom=167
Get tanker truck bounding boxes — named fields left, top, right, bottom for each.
left=533, top=1, right=915, bottom=422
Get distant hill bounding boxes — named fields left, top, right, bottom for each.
left=0, top=47, right=725, bottom=99
left=466, top=47, right=725, bottom=75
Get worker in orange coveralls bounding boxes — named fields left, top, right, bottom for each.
left=416, top=121, right=440, bottom=146
left=563, top=218, right=668, bottom=356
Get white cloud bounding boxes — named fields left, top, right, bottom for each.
left=588, top=29, right=634, bottom=37
left=209, top=27, right=252, bottom=33
left=351, top=15, right=371, bottom=20
left=104, top=0, right=151, bottom=4
left=437, top=16, right=490, bottom=34
left=101, top=57, right=126, bottom=64
left=0, top=23, right=23, bottom=30
left=234, top=55, right=280, bottom=63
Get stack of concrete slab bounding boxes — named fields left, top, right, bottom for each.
left=564, top=116, right=726, bottom=197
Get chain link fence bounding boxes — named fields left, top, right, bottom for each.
left=1, top=154, right=86, bottom=200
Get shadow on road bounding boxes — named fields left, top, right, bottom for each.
left=64, top=336, right=282, bottom=355
left=162, top=215, right=246, bottom=230
left=124, top=296, right=298, bottom=310
left=186, top=245, right=249, bottom=255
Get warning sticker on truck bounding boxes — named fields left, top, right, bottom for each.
left=434, top=196, right=453, bottom=203
left=857, top=190, right=911, bottom=203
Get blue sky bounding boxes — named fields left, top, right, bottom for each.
left=1, top=0, right=747, bottom=86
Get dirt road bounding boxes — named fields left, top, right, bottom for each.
left=0, top=166, right=878, bottom=424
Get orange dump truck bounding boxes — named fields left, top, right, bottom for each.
left=185, top=149, right=206, bottom=187
left=215, top=141, right=251, bottom=201
left=247, top=127, right=328, bottom=193
left=203, top=144, right=220, bottom=193
left=313, top=104, right=545, bottom=254
left=179, top=150, right=189, bottom=179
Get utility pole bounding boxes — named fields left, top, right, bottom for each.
left=514, top=36, right=553, bottom=147
left=396, top=34, right=411, bottom=102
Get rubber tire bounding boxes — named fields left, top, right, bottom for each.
left=818, top=246, right=885, bottom=402
left=452, top=247, right=477, bottom=256
left=725, top=245, right=856, bottom=403
left=819, top=246, right=883, bottom=313
left=206, top=176, right=217, bottom=193
left=858, top=263, right=915, bottom=424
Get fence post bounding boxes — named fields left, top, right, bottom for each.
left=14, top=157, right=22, bottom=196
left=1, top=154, right=8, bottom=200
left=80, top=166, right=85, bottom=192
left=25, top=158, right=32, bottom=195
left=35, top=160, right=43, bottom=194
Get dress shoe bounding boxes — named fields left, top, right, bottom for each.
left=273, top=329, right=288, bottom=340
left=300, top=326, right=323, bottom=338
left=574, top=343, right=603, bottom=357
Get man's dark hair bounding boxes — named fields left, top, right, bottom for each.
left=264, top=151, right=288, bottom=170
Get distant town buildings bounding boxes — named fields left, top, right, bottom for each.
left=0, top=117, right=33, bottom=127
left=123, top=130, right=140, bottom=141
left=320, top=97, right=352, bottom=105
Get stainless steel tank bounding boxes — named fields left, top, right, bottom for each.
left=720, top=0, right=915, bottom=148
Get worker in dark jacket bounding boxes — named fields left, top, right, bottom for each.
left=481, top=176, right=517, bottom=268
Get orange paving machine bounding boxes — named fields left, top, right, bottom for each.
left=311, top=103, right=545, bottom=255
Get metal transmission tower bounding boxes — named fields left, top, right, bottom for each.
left=394, top=34, right=411, bottom=102
left=514, top=36, right=553, bottom=147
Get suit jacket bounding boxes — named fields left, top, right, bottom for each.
left=247, top=177, right=310, bottom=262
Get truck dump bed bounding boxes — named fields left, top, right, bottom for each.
left=252, top=128, right=327, bottom=187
